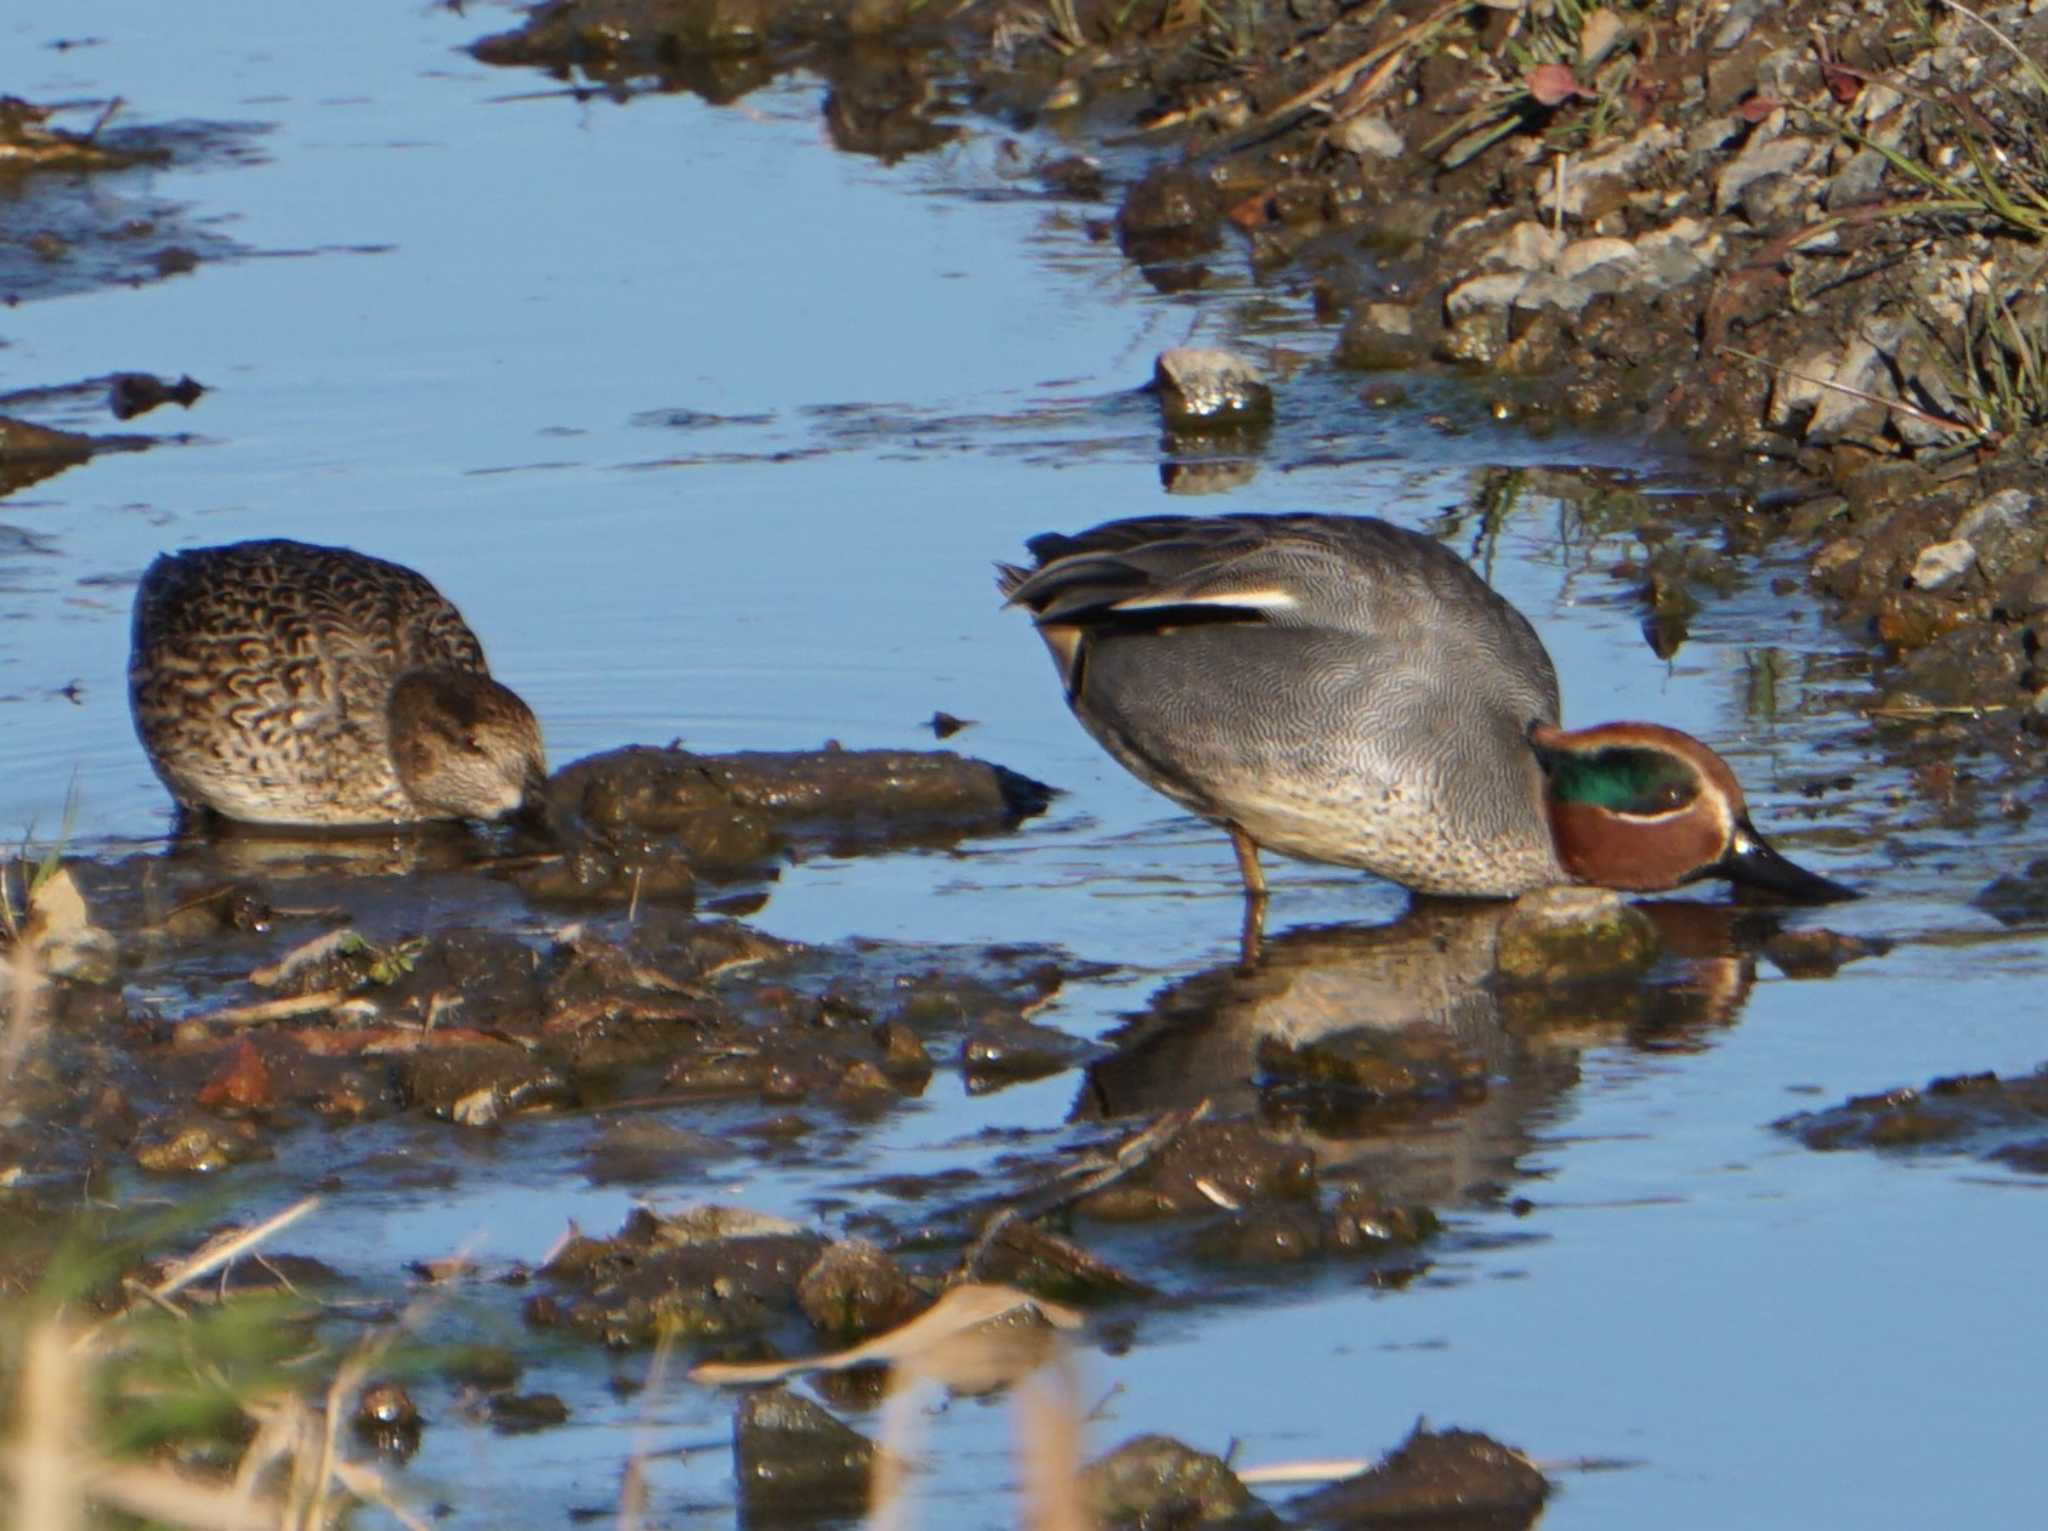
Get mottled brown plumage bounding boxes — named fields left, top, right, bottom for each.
left=130, top=539, right=545, bottom=827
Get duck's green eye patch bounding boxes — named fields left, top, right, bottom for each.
left=1544, top=747, right=1699, bottom=815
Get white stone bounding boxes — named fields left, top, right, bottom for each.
left=1445, top=271, right=1532, bottom=319
left=1333, top=113, right=1403, bottom=159
left=1909, top=539, right=1977, bottom=590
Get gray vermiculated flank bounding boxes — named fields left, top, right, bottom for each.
left=1006, top=513, right=1569, bottom=896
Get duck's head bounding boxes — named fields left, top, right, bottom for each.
left=1529, top=721, right=1855, bottom=902
left=388, top=669, right=548, bottom=824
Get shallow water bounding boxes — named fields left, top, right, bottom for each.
left=6, top=3, right=2046, bottom=1528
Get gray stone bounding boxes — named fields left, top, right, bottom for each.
left=1445, top=271, right=1532, bottom=320
left=1716, top=132, right=1821, bottom=214
left=1153, top=347, right=1273, bottom=430
left=1711, top=0, right=1764, bottom=50
left=1954, top=488, right=2044, bottom=582
left=1555, top=236, right=1638, bottom=279
left=1332, top=113, right=1402, bottom=159
left=1547, top=125, right=1679, bottom=219
left=1337, top=302, right=1425, bottom=370
left=1740, top=170, right=1813, bottom=227
left=1909, top=539, right=1977, bottom=590
left=1824, top=146, right=1891, bottom=209
left=1492, top=220, right=1565, bottom=272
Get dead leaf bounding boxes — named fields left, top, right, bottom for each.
left=1820, top=61, right=1863, bottom=104
left=26, top=866, right=88, bottom=943
left=1525, top=62, right=1592, bottom=107
left=197, top=1039, right=276, bottom=1114
left=1226, top=190, right=1276, bottom=230
left=1736, top=95, right=1782, bottom=124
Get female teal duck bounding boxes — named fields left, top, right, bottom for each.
left=1000, top=513, right=1852, bottom=903
left=130, top=539, right=546, bottom=828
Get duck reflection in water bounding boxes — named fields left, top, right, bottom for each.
left=1074, top=898, right=1795, bottom=1212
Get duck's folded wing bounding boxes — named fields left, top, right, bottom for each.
left=1000, top=529, right=1349, bottom=631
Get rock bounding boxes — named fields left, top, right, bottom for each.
left=397, top=1042, right=574, bottom=1124
left=961, top=1013, right=1097, bottom=1089
left=132, top=1114, right=270, bottom=1175
left=1715, top=131, right=1821, bottom=214
left=1296, top=1423, right=1548, bottom=1526
left=352, top=1380, right=422, bottom=1456
left=1118, top=166, right=1222, bottom=263
left=1494, top=886, right=1660, bottom=984
left=1337, top=302, right=1425, bottom=371
left=1332, top=114, right=1402, bottom=159
left=1554, top=236, right=1637, bottom=280
left=1953, top=488, right=2043, bottom=583
left=1739, top=169, right=1812, bottom=227
left=1077, top=1121, right=1315, bottom=1220
left=1824, top=145, right=1890, bottom=209
left=1763, top=929, right=1886, bottom=979
left=1439, top=307, right=1510, bottom=366
left=795, top=1239, right=923, bottom=1341
left=547, top=745, right=1053, bottom=871
left=1547, top=124, right=1678, bottom=220
left=1188, top=1204, right=1324, bottom=1264
left=735, top=1388, right=876, bottom=1515
left=1153, top=348, right=1273, bottom=430
left=1768, top=322, right=1902, bottom=444
left=1445, top=271, right=1531, bottom=322
left=1711, top=0, right=1765, bottom=49
left=1084, top=1434, right=1263, bottom=1528
left=1326, top=1190, right=1438, bottom=1254
left=1492, top=221, right=1565, bottom=272
left=533, top=1205, right=825, bottom=1347
left=1972, top=856, right=2048, bottom=926
left=487, top=1393, right=570, bottom=1434
left=1160, top=460, right=1259, bottom=495
left=1256, top=1024, right=1487, bottom=1101
left=1908, top=539, right=1977, bottom=590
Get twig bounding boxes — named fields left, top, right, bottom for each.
left=616, top=1321, right=679, bottom=1531
left=134, top=1196, right=323, bottom=1311
left=957, top=1102, right=1210, bottom=1279
left=186, top=990, right=349, bottom=1028
left=1715, top=345, right=1975, bottom=436
left=84, top=97, right=122, bottom=143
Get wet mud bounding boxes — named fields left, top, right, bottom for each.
left=0, top=790, right=1879, bottom=1521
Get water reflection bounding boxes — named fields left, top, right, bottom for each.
left=1076, top=899, right=1780, bottom=1208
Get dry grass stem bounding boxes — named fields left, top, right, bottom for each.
left=689, top=1283, right=1082, bottom=1387
left=1237, top=1457, right=1372, bottom=1485
left=1716, top=345, right=1974, bottom=436
left=187, top=990, right=350, bottom=1028
left=1015, top=1353, right=1089, bottom=1531
left=133, top=1195, right=324, bottom=1311
left=12, top=1320, right=84, bottom=1531
left=615, top=1319, right=680, bottom=1531
left=961, top=1102, right=1208, bottom=1280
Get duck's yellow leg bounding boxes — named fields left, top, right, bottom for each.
left=1227, top=823, right=1267, bottom=898
left=1228, top=823, right=1269, bottom=968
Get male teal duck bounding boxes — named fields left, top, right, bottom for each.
left=999, top=512, right=1852, bottom=903
left=130, top=539, right=546, bottom=828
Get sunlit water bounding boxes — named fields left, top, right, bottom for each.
left=6, top=3, right=2046, bottom=1527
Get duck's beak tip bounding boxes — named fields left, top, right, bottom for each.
left=1717, top=822, right=1859, bottom=905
